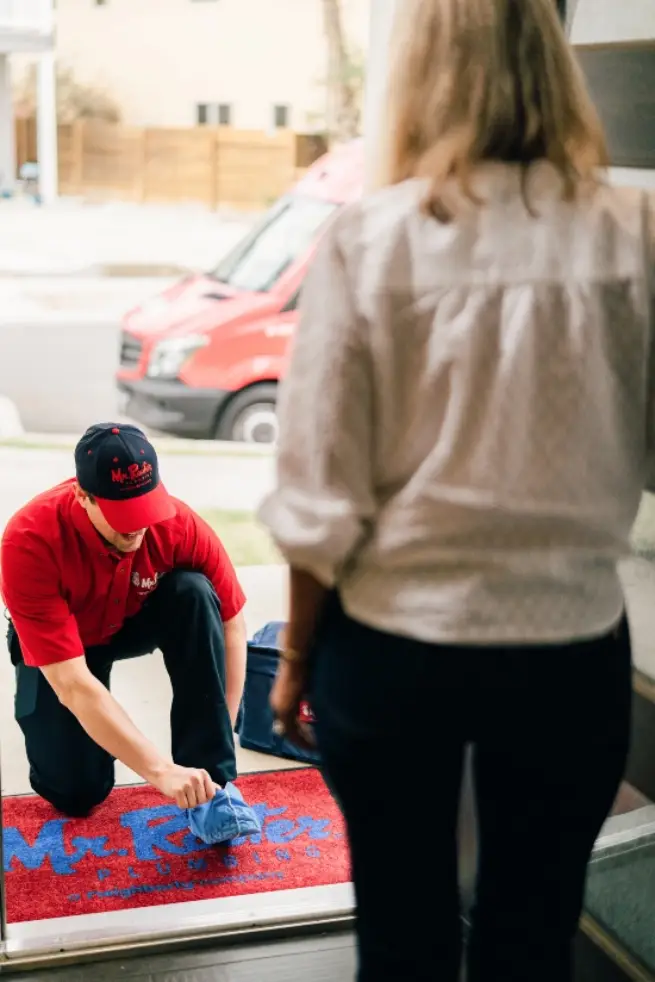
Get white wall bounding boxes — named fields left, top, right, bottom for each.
left=38, top=0, right=370, bottom=131
left=570, top=0, right=655, bottom=43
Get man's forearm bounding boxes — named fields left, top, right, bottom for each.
left=65, top=675, right=172, bottom=785
left=224, top=612, right=247, bottom=726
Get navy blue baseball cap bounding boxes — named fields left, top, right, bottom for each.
left=74, top=423, right=176, bottom=533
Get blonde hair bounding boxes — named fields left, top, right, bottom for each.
left=381, top=0, right=608, bottom=217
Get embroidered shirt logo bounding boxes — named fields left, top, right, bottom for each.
left=131, top=572, right=159, bottom=592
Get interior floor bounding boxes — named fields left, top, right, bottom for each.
left=0, top=928, right=639, bottom=981
left=0, top=933, right=357, bottom=981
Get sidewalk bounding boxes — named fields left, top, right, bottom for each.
left=621, top=557, right=655, bottom=683
left=0, top=198, right=254, bottom=278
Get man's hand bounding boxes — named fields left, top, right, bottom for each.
left=151, top=763, right=218, bottom=809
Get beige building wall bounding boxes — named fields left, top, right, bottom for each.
left=16, top=1, right=654, bottom=134
left=47, top=0, right=370, bottom=131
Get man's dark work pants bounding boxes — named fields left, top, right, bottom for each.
left=9, top=570, right=236, bottom=816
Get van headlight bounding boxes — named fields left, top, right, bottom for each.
left=146, top=336, right=208, bottom=379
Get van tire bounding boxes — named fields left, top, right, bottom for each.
left=215, top=383, right=279, bottom=445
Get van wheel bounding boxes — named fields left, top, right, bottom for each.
left=216, top=384, right=279, bottom=445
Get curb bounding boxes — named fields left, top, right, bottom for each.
left=0, top=396, right=24, bottom=438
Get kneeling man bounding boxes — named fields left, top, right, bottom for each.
left=0, top=423, right=259, bottom=844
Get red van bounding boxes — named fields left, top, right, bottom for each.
left=116, top=140, right=364, bottom=444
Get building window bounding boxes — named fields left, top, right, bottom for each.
left=196, top=103, right=233, bottom=126
left=274, top=104, right=290, bottom=129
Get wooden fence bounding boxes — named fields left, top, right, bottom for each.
left=15, top=117, right=37, bottom=175
left=15, top=118, right=327, bottom=210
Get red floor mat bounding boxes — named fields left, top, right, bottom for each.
left=2, top=768, right=350, bottom=922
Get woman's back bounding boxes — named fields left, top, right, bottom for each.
left=278, top=166, right=654, bottom=644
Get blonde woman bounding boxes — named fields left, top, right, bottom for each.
left=259, top=0, right=654, bottom=978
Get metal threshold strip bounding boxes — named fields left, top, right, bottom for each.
left=581, top=916, right=655, bottom=982
left=634, top=669, right=655, bottom=705
left=580, top=805, right=655, bottom=982
left=0, top=884, right=355, bottom=972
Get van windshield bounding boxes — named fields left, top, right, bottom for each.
left=211, top=195, right=339, bottom=292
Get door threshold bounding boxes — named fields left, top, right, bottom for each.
left=0, top=883, right=355, bottom=971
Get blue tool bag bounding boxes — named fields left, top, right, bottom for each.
left=237, top=621, right=320, bottom=765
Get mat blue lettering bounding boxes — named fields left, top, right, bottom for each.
left=3, top=820, right=78, bottom=875
left=188, top=857, right=208, bottom=871
left=85, top=870, right=285, bottom=902
left=71, top=835, right=114, bottom=860
left=3, top=800, right=336, bottom=875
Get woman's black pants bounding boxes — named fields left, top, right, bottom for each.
left=310, top=598, right=632, bottom=982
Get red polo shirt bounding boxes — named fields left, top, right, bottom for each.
left=0, top=479, right=246, bottom=668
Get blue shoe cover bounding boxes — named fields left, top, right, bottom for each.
left=187, top=782, right=261, bottom=845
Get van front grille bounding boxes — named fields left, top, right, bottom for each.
left=119, top=332, right=143, bottom=368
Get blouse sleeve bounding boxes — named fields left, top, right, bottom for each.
left=258, top=209, right=376, bottom=587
